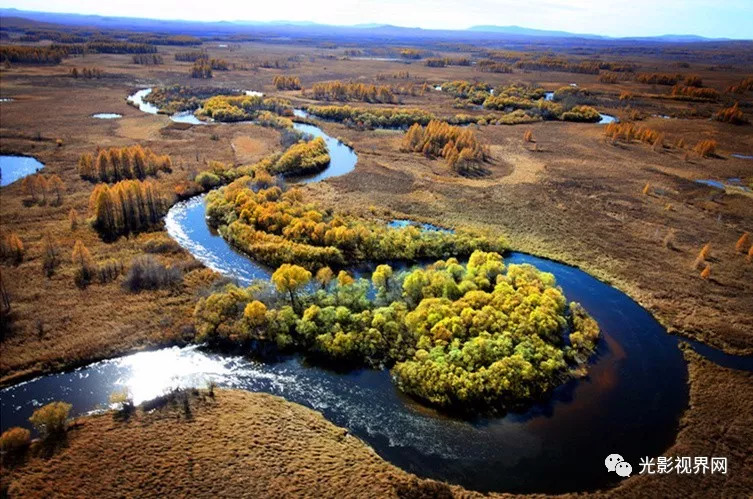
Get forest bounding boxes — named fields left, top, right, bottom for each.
left=193, top=250, right=600, bottom=412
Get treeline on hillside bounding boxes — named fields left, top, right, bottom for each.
left=0, top=45, right=66, bottom=64
left=193, top=251, right=600, bottom=413
left=205, top=175, right=506, bottom=271
left=89, top=180, right=167, bottom=239
left=273, top=76, right=302, bottom=90
left=78, top=146, right=172, bottom=183
left=175, top=51, right=206, bottom=62
left=199, top=95, right=293, bottom=123
left=309, top=81, right=397, bottom=103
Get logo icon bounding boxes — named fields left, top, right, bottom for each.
left=605, top=454, right=632, bottom=477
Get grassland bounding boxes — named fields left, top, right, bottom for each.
left=1, top=28, right=752, bottom=496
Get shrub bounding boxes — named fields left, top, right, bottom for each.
left=713, top=103, right=748, bottom=125
left=735, top=232, right=750, bottom=253
left=123, top=255, right=182, bottom=292
left=29, top=402, right=72, bottom=439
left=0, top=233, right=24, bottom=264
left=560, top=105, right=601, bottom=122
left=694, top=140, right=717, bottom=158
left=700, top=264, right=711, bottom=279
left=523, top=129, right=534, bottom=142
left=0, top=427, right=31, bottom=455
left=402, top=120, right=489, bottom=174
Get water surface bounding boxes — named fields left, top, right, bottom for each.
left=92, top=113, right=122, bottom=119
left=0, top=155, right=44, bottom=187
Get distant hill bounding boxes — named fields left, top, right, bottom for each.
left=467, top=25, right=605, bottom=39
left=0, top=8, right=738, bottom=43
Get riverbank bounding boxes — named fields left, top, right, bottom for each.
left=2, top=351, right=750, bottom=498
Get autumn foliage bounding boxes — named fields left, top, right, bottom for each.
left=273, top=76, right=301, bottom=90
left=693, top=140, right=717, bottom=158
left=88, top=179, right=167, bottom=239
left=78, top=146, right=172, bottom=182
left=402, top=120, right=489, bottom=175
left=194, top=251, right=600, bottom=413
left=713, top=103, right=748, bottom=125
left=310, top=81, right=396, bottom=103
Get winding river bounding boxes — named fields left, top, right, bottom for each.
left=1, top=90, right=751, bottom=494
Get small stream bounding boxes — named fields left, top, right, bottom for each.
left=2, top=88, right=751, bottom=495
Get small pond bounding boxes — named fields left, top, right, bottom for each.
left=0, top=155, right=44, bottom=187
left=92, top=113, right=122, bottom=119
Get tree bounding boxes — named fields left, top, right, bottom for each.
left=735, top=232, right=750, bottom=253
left=42, top=233, right=60, bottom=277
left=29, top=401, right=72, bottom=439
left=72, top=240, right=94, bottom=288
left=315, top=266, right=334, bottom=289
left=1, top=233, right=25, bottom=264
left=0, top=427, right=31, bottom=456
left=271, top=264, right=311, bottom=313
left=700, top=264, right=711, bottom=280
left=69, top=208, right=79, bottom=230
left=47, top=174, right=64, bottom=205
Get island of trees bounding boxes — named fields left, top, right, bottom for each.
left=194, top=250, right=600, bottom=413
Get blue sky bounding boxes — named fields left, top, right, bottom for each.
left=1, top=0, right=752, bottom=39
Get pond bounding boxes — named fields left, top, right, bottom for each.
left=598, top=113, right=618, bottom=124
left=0, top=155, right=44, bottom=187
left=696, top=178, right=751, bottom=193
left=3, top=94, right=751, bottom=495
left=92, top=113, right=122, bottom=119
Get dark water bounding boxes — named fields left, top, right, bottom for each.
left=3, top=99, right=750, bottom=495
left=0, top=155, right=44, bottom=187
left=289, top=122, right=357, bottom=183
left=696, top=178, right=752, bottom=193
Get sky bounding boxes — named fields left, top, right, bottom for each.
left=1, top=0, right=752, bottom=39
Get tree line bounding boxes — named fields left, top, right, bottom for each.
left=78, top=145, right=173, bottom=183
left=273, top=76, right=302, bottom=90
left=132, top=54, right=164, bottom=65
left=0, top=45, right=66, bottom=64
left=89, top=179, right=167, bottom=240
left=309, top=81, right=397, bottom=103
left=205, top=174, right=507, bottom=271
